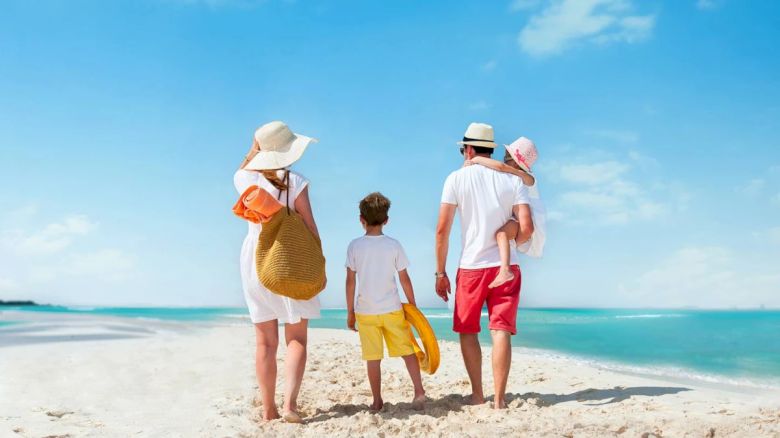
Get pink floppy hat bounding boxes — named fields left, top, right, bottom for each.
left=504, top=136, right=538, bottom=173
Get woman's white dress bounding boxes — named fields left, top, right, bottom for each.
left=234, top=168, right=321, bottom=324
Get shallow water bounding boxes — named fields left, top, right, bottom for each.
left=3, top=305, right=779, bottom=386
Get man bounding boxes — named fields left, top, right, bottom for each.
left=435, top=122, right=534, bottom=409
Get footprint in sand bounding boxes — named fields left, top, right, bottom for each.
left=45, top=410, right=74, bottom=419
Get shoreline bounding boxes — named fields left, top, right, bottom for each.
left=2, top=309, right=779, bottom=394
left=1, top=315, right=778, bottom=436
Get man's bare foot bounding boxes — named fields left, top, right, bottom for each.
left=411, top=394, right=426, bottom=411
left=493, top=398, right=507, bottom=409
left=488, top=269, right=514, bottom=289
left=467, top=394, right=486, bottom=405
left=369, top=398, right=384, bottom=412
left=282, top=410, right=303, bottom=423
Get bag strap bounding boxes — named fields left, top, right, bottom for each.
left=275, top=170, right=291, bottom=215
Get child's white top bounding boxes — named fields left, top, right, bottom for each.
left=517, top=181, right=546, bottom=258
left=345, top=235, right=410, bottom=315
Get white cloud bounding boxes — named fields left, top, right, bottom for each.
left=767, top=227, right=780, bottom=245
left=0, top=211, right=136, bottom=303
left=696, top=0, right=720, bottom=10
left=518, top=0, right=655, bottom=57
left=558, top=160, right=629, bottom=185
left=735, top=178, right=765, bottom=197
left=510, top=0, right=542, bottom=11
left=482, top=60, right=498, bottom=72
left=1, top=215, right=97, bottom=256
left=590, top=128, right=639, bottom=144
left=542, top=151, right=676, bottom=225
left=468, top=101, right=490, bottom=111
left=620, top=246, right=780, bottom=308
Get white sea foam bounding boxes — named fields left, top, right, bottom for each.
left=513, top=345, right=780, bottom=391
left=615, top=314, right=686, bottom=319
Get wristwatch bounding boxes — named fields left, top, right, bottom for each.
left=434, top=272, right=447, bottom=279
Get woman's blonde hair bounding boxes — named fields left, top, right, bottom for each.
left=261, top=170, right=288, bottom=191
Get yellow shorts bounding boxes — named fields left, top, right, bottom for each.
left=355, top=309, right=415, bottom=361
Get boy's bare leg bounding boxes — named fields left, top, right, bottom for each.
left=490, top=329, right=512, bottom=409
left=367, top=360, right=383, bottom=411
left=460, top=333, right=485, bottom=404
left=488, top=221, right=520, bottom=288
left=401, top=354, right=426, bottom=410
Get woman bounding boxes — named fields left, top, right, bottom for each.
left=234, top=120, right=324, bottom=423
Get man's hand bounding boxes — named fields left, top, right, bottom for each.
left=435, top=275, right=451, bottom=302
left=347, top=310, right=357, bottom=331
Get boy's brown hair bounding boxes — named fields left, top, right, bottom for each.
left=359, top=192, right=391, bottom=226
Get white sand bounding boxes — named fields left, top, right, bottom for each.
left=1, top=313, right=778, bottom=437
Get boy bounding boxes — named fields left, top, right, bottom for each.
left=345, top=192, right=426, bottom=411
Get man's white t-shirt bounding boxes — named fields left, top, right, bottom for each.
left=441, top=164, right=530, bottom=269
left=345, top=235, right=410, bottom=315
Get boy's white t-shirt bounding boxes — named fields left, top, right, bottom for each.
left=441, top=165, right=530, bottom=269
left=345, top=235, right=410, bottom=315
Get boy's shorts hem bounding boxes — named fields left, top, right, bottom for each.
left=356, top=309, right=414, bottom=361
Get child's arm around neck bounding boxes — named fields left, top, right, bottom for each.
left=467, top=156, right=536, bottom=186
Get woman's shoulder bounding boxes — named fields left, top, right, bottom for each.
left=234, top=169, right=258, bottom=191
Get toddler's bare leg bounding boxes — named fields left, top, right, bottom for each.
left=488, top=221, right=519, bottom=289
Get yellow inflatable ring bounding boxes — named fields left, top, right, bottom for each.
left=403, top=304, right=440, bottom=375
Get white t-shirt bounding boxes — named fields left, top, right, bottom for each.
left=345, top=235, right=410, bottom=315
left=441, top=165, right=530, bottom=269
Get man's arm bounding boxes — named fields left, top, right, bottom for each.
left=398, top=269, right=417, bottom=306
left=345, top=268, right=357, bottom=331
left=435, top=203, right=456, bottom=301
left=513, top=203, right=534, bottom=244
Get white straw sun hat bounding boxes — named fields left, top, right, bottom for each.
left=456, top=122, right=497, bottom=148
left=244, top=121, right=317, bottom=170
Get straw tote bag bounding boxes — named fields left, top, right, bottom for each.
left=255, top=171, right=326, bottom=300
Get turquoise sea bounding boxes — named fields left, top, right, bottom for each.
left=3, top=306, right=779, bottom=387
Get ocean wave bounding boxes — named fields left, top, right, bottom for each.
left=615, top=314, right=686, bottom=319
left=65, top=306, right=97, bottom=312
left=513, top=346, right=780, bottom=390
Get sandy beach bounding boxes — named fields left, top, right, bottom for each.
left=1, top=312, right=778, bottom=438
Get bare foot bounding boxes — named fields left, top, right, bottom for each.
left=411, top=394, right=426, bottom=411
left=488, top=269, right=514, bottom=289
left=468, top=394, right=486, bottom=405
left=262, top=408, right=281, bottom=422
left=369, top=399, right=384, bottom=412
left=493, top=398, right=507, bottom=409
left=282, top=410, right=303, bottom=423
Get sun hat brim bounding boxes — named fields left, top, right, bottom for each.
left=456, top=140, right=497, bottom=148
left=503, top=144, right=532, bottom=174
left=244, top=134, right=317, bottom=170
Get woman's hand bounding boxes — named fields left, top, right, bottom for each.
left=347, top=310, right=357, bottom=331
left=239, top=139, right=261, bottom=169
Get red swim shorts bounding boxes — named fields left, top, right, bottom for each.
left=453, top=265, right=521, bottom=335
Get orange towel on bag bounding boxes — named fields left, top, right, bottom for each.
left=232, top=185, right=284, bottom=224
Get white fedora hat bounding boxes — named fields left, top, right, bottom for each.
left=456, top=122, right=497, bottom=148
left=244, top=121, right=317, bottom=171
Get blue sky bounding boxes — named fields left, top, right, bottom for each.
left=1, top=0, right=778, bottom=308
